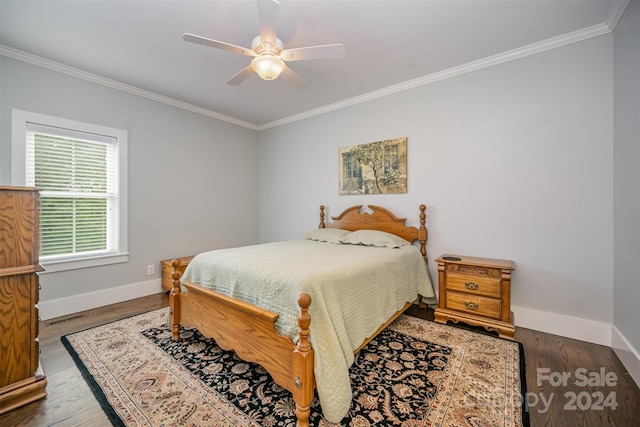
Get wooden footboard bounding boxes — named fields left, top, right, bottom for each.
left=169, top=259, right=315, bottom=426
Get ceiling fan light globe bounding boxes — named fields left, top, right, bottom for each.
left=251, top=55, right=285, bottom=81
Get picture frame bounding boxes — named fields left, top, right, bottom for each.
left=338, top=136, right=407, bottom=195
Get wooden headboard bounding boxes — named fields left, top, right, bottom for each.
left=319, top=205, right=428, bottom=261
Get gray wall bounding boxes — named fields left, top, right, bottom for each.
left=258, top=35, right=614, bottom=333
left=613, top=0, right=640, bottom=364
left=0, top=57, right=259, bottom=303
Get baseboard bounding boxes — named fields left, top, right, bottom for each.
left=40, top=290, right=639, bottom=387
left=39, top=279, right=163, bottom=320
left=515, top=307, right=640, bottom=387
left=39, top=286, right=620, bottom=348
left=611, top=326, right=640, bottom=388
left=512, top=305, right=611, bottom=346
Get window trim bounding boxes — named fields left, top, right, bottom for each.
left=11, top=109, right=128, bottom=273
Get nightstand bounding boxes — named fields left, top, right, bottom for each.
left=161, top=256, right=194, bottom=293
left=434, top=255, right=516, bottom=339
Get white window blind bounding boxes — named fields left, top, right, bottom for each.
left=25, top=123, right=119, bottom=261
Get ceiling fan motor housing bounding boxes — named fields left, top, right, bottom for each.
left=251, top=35, right=284, bottom=56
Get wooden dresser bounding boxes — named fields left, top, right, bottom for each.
left=0, top=186, right=47, bottom=413
left=434, top=255, right=516, bottom=340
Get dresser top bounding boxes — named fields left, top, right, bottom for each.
left=0, top=186, right=39, bottom=191
left=436, top=254, right=515, bottom=270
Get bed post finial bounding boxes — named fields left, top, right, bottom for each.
left=170, top=259, right=182, bottom=341
left=418, top=205, right=427, bottom=262
left=319, top=205, right=326, bottom=228
left=293, top=293, right=314, bottom=427
left=297, top=293, right=312, bottom=349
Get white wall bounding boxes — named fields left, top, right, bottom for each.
left=259, top=35, right=614, bottom=344
left=0, top=57, right=260, bottom=317
left=613, top=0, right=640, bottom=387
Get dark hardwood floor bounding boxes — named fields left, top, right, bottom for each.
left=1, top=294, right=638, bottom=426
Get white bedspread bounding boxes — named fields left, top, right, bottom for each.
left=180, top=239, right=436, bottom=423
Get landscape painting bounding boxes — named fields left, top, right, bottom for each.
left=339, top=137, right=407, bottom=195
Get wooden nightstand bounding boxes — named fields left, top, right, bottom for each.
left=161, top=256, right=194, bottom=293
left=434, top=255, right=516, bottom=340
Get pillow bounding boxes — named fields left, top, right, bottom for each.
left=303, top=228, right=350, bottom=244
left=340, top=230, right=411, bottom=248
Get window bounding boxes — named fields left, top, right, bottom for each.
left=342, top=152, right=362, bottom=179
left=12, top=110, right=128, bottom=272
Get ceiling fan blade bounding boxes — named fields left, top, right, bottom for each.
left=280, top=43, right=345, bottom=62
left=257, top=0, right=279, bottom=45
left=226, top=66, right=255, bottom=85
left=280, top=66, right=308, bottom=90
left=183, top=33, right=255, bottom=57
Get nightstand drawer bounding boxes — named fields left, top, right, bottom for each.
left=446, top=292, right=501, bottom=320
left=445, top=273, right=501, bottom=298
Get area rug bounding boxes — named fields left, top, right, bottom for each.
left=62, top=308, right=529, bottom=426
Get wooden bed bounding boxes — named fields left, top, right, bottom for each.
left=169, top=204, right=428, bottom=426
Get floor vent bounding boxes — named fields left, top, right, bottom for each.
left=46, top=314, right=82, bottom=326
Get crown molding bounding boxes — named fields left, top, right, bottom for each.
left=606, top=0, right=631, bottom=31
left=0, top=45, right=259, bottom=131
left=2, top=20, right=612, bottom=132
left=258, top=23, right=612, bottom=130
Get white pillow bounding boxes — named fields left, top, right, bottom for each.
left=303, top=228, right=350, bottom=244
left=340, top=230, right=411, bottom=248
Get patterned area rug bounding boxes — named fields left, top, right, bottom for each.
left=62, top=308, right=529, bottom=426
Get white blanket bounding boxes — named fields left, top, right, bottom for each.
left=180, top=239, right=436, bottom=423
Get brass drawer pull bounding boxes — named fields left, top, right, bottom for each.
left=465, top=281, right=479, bottom=290
left=465, top=301, right=479, bottom=310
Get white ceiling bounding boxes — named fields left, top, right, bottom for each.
left=0, top=0, right=626, bottom=129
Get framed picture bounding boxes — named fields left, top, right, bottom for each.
left=339, top=136, right=407, bottom=195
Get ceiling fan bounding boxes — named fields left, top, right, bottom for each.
left=183, top=0, right=345, bottom=90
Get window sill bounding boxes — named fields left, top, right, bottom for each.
left=40, top=253, right=129, bottom=273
